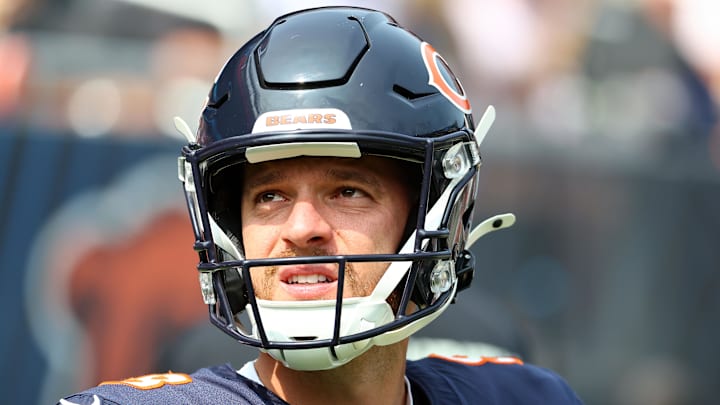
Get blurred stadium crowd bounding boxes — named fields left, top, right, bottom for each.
left=1, top=1, right=718, bottom=405
left=2, top=0, right=719, bottom=150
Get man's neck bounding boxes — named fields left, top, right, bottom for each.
left=255, top=340, right=409, bottom=405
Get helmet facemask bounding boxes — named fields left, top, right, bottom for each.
left=178, top=126, right=486, bottom=370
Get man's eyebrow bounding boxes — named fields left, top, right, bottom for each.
left=326, top=168, right=381, bottom=189
left=244, top=171, right=287, bottom=191
left=244, top=166, right=383, bottom=190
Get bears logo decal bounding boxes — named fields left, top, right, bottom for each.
left=420, top=42, right=472, bottom=114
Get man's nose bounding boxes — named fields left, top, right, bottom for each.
left=280, top=200, right=333, bottom=248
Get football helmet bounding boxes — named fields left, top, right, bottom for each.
left=176, top=6, right=513, bottom=371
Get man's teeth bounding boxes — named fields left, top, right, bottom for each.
left=287, top=274, right=331, bottom=284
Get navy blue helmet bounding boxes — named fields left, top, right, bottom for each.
left=177, top=6, right=508, bottom=370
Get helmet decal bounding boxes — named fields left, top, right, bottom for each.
left=252, top=108, right=352, bottom=133
left=421, top=42, right=472, bottom=114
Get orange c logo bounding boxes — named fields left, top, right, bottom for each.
left=421, top=42, right=472, bottom=114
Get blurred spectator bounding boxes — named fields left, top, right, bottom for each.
left=640, top=0, right=720, bottom=168
left=8, top=0, right=222, bottom=138
left=645, top=0, right=720, bottom=105
left=439, top=0, right=718, bottom=164
left=582, top=1, right=716, bottom=146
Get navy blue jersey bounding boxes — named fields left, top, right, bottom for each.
left=406, top=355, right=582, bottom=404
left=58, top=365, right=288, bottom=405
left=58, top=356, right=582, bottom=404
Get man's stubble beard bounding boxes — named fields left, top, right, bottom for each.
left=251, top=248, right=381, bottom=301
left=253, top=249, right=403, bottom=314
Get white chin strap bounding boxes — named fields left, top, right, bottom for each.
left=254, top=283, right=459, bottom=370
left=251, top=297, right=396, bottom=370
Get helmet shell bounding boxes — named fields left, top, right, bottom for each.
left=179, top=6, right=487, bottom=371
left=197, top=7, right=473, bottom=145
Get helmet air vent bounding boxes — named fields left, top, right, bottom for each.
left=256, top=10, right=369, bottom=89
left=393, top=84, right=434, bottom=101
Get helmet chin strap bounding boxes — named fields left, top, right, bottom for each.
left=253, top=297, right=396, bottom=370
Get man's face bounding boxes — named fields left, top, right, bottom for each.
left=241, top=156, right=413, bottom=301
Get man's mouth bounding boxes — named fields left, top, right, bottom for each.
left=286, top=274, right=333, bottom=284
left=276, top=266, right=340, bottom=299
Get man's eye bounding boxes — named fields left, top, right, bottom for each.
left=258, top=192, right=283, bottom=203
left=339, top=188, right=365, bottom=198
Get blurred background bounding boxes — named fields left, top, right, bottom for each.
left=1, top=0, right=718, bottom=404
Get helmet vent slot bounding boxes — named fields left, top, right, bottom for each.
left=208, top=92, right=229, bottom=109
left=393, top=84, right=433, bottom=101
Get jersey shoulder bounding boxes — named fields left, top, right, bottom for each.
left=407, top=355, right=583, bottom=404
left=57, top=364, right=288, bottom=405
